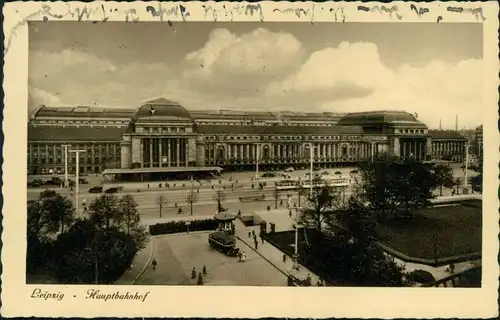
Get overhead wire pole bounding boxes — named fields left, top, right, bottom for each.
left=61, top=144, right=71, bottom=188
left=70, top=149, right=87, bottom=218
left=255, top=143, right=259, bottom=179
left=464, top=142, right=470, bottom=189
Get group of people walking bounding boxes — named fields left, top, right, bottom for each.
left=191, top=265, right=208, bottom=285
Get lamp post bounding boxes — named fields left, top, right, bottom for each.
left=61, top=144, right=71, bottom=188
left=292, top=205, right=300, bottom=271
left=464, top=142, right=470, bottom=189
left=70, top=149, right=87, bottom=218
left=309, top=143, right=314, bottom=196
left=255, top=143, right=260, bottom=179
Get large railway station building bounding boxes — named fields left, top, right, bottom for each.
left=27, top=98, right=468, bottom=178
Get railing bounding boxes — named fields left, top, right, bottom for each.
left=420, top=266, right=481, bottom=287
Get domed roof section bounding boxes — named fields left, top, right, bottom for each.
left=135, top=98, right=191, bottom=120
left=337, top=111, right=426, bottom=127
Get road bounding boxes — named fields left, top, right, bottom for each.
left=27, top=163, right=477, bottom=221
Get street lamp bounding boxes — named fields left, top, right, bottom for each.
left=69, top=149, right=87, bottom=218
left=464, top=142, right=470, bottom=189
left=61, top=144, right=71, bottom=188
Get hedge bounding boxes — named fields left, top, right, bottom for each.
left=149, top=219, right=218, bottom=235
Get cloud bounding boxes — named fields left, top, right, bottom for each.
left=268, top=41, right=483, bottom=129
left=319, top=58, right=483, bottom=129
left=28, top=87, right=62, bottom=113
left=29, top=49, right=172, bottom=108
left=183, top=28, right=304, bottom=93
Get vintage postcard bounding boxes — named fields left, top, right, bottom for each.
left=2, top=0, right=499, bottom=318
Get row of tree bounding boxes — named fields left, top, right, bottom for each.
left=155, top=188, right=227, bottom=217
left=295, top=155, right=462, bottom=286
left=27, top=190, right=148, bottom=284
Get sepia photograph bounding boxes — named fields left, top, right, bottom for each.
left=3, top=1, right=499, bottom=318
left=26, top=19, right=484, bottom=288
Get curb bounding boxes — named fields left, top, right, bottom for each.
left=132, top=239, right=155, bottom=284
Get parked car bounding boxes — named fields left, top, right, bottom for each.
left=284, top=167, right=294, bottom=172
left=88, top=186, right=103, bottom=193
left=322, top=171, right=329, bottom=176
left=334, top=171, right=342, bottom=175
left=79, top=178, right=89, bottom=184
left=104, top=187, right=119, bottom=194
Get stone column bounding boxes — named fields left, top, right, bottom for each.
left=176, top=139, right=180, bottom=166
left=185, top=139, right=189, bottom=166
left=149, top=139, right=153, bottom=167
left=167, top=139, right=171, bottom=167
left=159, top=138, right=163, bottom=167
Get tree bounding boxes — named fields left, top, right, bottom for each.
left=333, top=196, right=376, bottom=243
left=359, top=155, right=436, bottom=220
left=119, top=195, right=140, bottom=235
left=28, top=190, right=74, bottom=239
left=432, top=164, right=455, bottom=196
left=156, top=195, right=169, bottom=218
left=301, top=177, right=343, bottom=232
left=88, top=194, right=120, bottom=230
left=471, top=173, right=483, bottom=193
left=52, top=219, right=139, bottom=284
left=213, top=189, right=226, bottom=212
left=186, top=189, right=198, bottom=216
left=273, top=188, right=281, bottom=209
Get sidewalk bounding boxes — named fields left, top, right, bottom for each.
left=234, top=219, right=322, bottom=286
left=115, top=240, right=154, bottom=284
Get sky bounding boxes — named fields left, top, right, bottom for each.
left=28, top=21, right=483, bottom=129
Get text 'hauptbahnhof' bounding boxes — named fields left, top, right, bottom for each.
left=28, top=98, right=469, bottom=181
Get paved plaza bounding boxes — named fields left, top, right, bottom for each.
left=135, top=232, right=287, bottom=286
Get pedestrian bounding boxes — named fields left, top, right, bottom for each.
left=175, top=202, right=177, bottom=208
left=252, top=230, right=256, bottom=237
left=254, top=239, right=258, bottom=250
left=151, top=258, right=157, bottom=270
left=280, top=199, right=283, bottom=207
left=248, top=230, right=251, bottom=238
left=260, top=233, right=264, bottom=244
left=178, top=207, right=183, bottom=214
left=241, top=252, right=247, bottom=263
left=238, top=209, right=241, bottom=216
left=197, top=272, right=204, bottom=285
left=289, top=210, right=292, bottom=217
left=267, top=205, right=271, bottom=212
left=191, top=267, right=196, bottom=279
left=306, top=274, right=312, bottom=286
left=282, top=254, right=287, bottom=263
left=238, top=251, right=242, bottom=263
left=202, top=265, right=207, bottom=276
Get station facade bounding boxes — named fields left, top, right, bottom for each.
left=27, top=98, right=467, bottom=175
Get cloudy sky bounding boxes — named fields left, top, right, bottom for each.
left=29, top=21, right=483, bottom=129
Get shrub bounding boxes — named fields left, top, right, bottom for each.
left=407, top=269, right=436, bottom=284
left=149, top=219, right=218, bottom=235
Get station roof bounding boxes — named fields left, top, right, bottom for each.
left=28, top=126, right=127, bottom=142
left=102, top=166, right=223, bottom=175
left=429, top=130, right=467, bottom=140
left=337, top=111, right=427, bottom=128
left=195, top=124, right=363, bottom=135
left=32, top=105, right=136, bottom=119
left=134, top=98, right=192, bottom=120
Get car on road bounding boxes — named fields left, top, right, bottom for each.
left=79, top=178, right=89, bottom=184
left=261, top=172, right=276, bottom=178
left=88, top=186, right=103, bottom=193
left=104, top=187, right=119, bottom=194
left=322, top=171, right=329, bottom=175
left=334, top=171, right=342, bottom=175
left=284, top=167, right=294, bottom=172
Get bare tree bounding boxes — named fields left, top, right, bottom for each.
left=213, top=188, right=226, bottom=212
left=186, top=189, right=198, bottom=216
left=156, top=195, right=169, bottom=218
left=273, top=188, right=281, bottom=209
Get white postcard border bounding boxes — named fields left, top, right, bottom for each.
left=2, top=1, right=499, bottom=318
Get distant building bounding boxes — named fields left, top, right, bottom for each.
left=429, top=130, right=467, bottom=163
left=27, top=98, right=463, bottom=177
